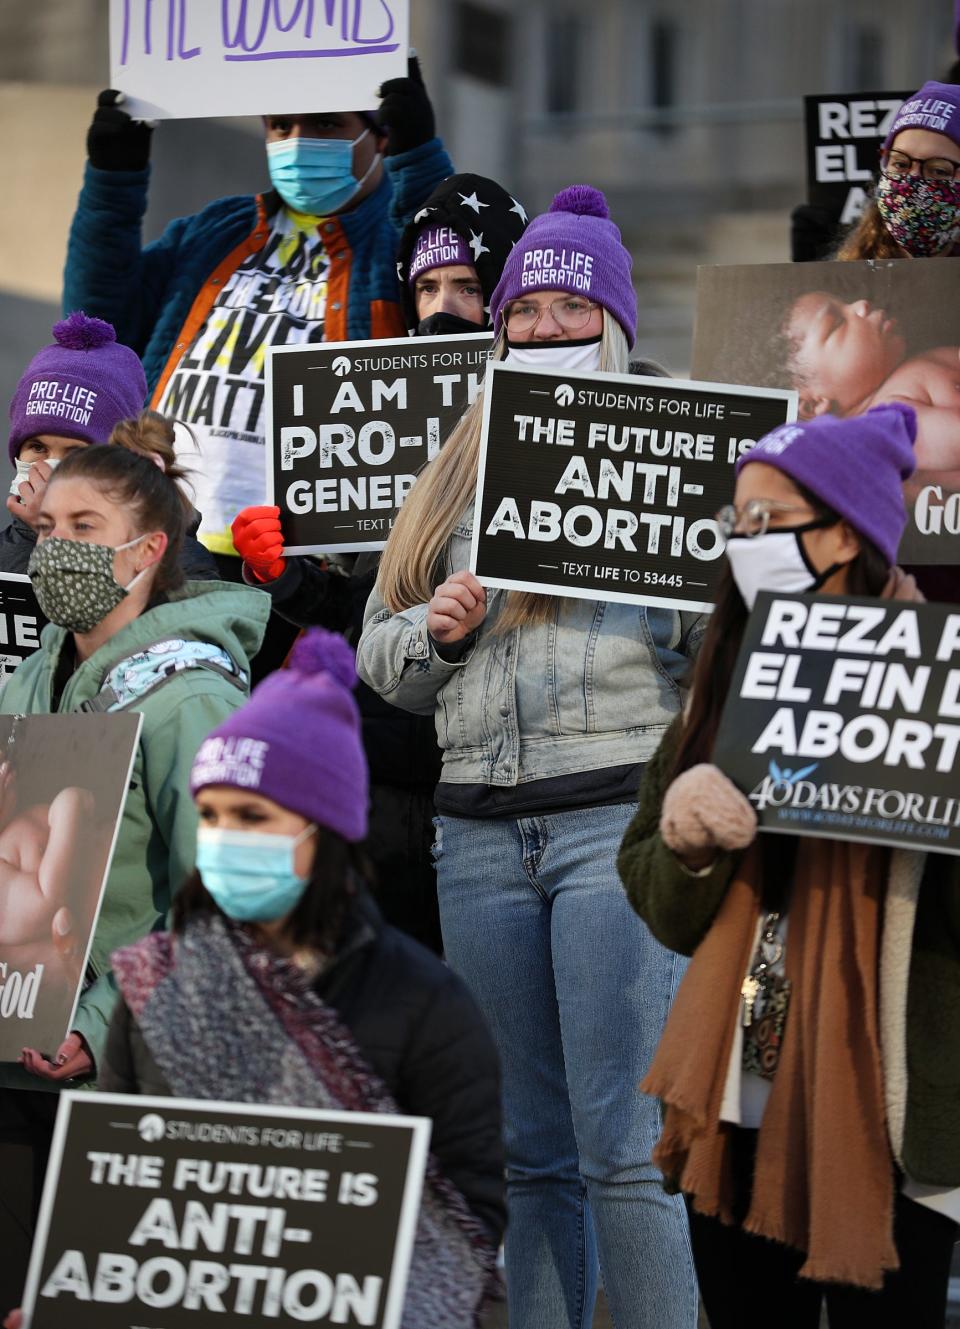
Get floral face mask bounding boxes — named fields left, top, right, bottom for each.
left=28, top=534, right=148, bottom=635
left=876, top=173, right=960, bottom=256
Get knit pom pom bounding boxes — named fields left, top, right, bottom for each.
left=288, top=628, right=357, bottom=691
left=52, top=311, right=117, bottom=351
left=549, top=185, right=609, bottom=219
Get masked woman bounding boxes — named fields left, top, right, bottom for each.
left=0, top=440, right=267, bottom=1308
left=228, top=176, right=530, bottom=954
left=618, top=405, right=960, bottom=1327
left=99, top=629, right=505, bottom=1327
left=356, top=186, right=700, bottom=1329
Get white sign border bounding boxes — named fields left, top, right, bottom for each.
left=469, top=360, right=799, bottom=613
left=22, top=1090, right=432, bottom=1329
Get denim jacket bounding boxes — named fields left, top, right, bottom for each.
left=357, top=516, right=705, bottom=787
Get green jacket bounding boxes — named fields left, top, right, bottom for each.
left=618, top=718, right=960, bottom=1186
left=0, top=581, right=270, bottom=1083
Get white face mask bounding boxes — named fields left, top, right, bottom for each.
left=725, top=526, right=840, bottom=610
left=9, top=455, right=60, bottom=499
left=506, top=338, right=602, bottom=374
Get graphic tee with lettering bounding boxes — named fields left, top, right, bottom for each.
left=159, top=209, right=330, bottom=555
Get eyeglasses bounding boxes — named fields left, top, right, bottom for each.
left=504, top=297, right=599, bottom=334
left=715, top=500, right=812, bottom=539
left=879, top=149, right=960, bottom=184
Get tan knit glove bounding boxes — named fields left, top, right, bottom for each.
left=660, top=764, right=757, bottom=856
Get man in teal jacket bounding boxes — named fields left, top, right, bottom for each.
left=62, top=61, right=452, bottom=569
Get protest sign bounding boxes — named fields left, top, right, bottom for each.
left=692, top=258, right=960, bottom=565
left=268, top=332, right=493, bottom=553
left=712, top=591, right=960, bottom=854
left=469, top=362, right=796, bottom=612
left=0, top=574, right=46, bottom=682
left=804, top=91, right=908, bottom=225
left=0, top=714, right=141, bottom=1061
left=22, top=1092, right=431, bottom=1329
left=109, top=0, right=409, bottom=120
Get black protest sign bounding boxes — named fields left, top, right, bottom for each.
left=712, top=592, right=960, bottom=854
left=469, top=363, right=796, bottom=611
left=268, top=332, right=493, bottom=554
left=804, top=91, right=908, bottom=224
left=0, top=573, right=46, bottom=681
left=692, top=258, right=960, bottom=566
left=0, top=714, right=141, bottom=1061
left=23, top=1092, right=431, bottom=1329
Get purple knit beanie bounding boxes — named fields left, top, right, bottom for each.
left=883, top=81, right=960, bottom=153
left=490, top=185, right=637, bottom=344
left=736, top=404, right=917, bottom=566
left=408, top=225, right=473, bottom=285
left=190, top=630, right=369, bottom=843
left=8, top=313, right=148, bottom=464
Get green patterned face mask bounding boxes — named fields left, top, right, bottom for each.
left=28, top=534, right=147, bottom=635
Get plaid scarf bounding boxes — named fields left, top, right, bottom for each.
left=113, top=915, right=496, bottom=1326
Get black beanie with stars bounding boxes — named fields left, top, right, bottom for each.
left=396, top=172, right=529, bottom=331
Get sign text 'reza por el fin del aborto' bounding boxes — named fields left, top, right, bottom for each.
left=470, top=362, right=797, bottom=612
left=713, top=592, right=960, bottom=854
left=110, top=0, right=409, bottom=119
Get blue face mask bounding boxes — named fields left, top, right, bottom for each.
left=196, top=825, right=317, bottom=923
left=266, top=129, right=380, bottom=216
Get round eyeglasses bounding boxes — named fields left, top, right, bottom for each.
left=879, top=149, right=960, bottom=184
left=715, top=500, right=813, bottom=539
left=504, top=297, right=600, bottom=334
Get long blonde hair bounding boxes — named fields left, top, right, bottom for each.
left=377, top=313, right=631, bottom=629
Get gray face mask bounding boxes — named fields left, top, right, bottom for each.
left=28, top=534, right=148, bottom=635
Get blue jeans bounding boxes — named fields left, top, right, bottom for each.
left=434, top=804, right=698, bottom=1329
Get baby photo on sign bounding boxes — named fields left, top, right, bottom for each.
left=0, top=713, right=140, bottom=1061
left=691, top=258, right=960, bottom=565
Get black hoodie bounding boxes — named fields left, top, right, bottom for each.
left=396, top=172, right=529, bottom=332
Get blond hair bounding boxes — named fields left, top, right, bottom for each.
left=107, top=410, right=194, bottom=518
left=377, top=312, right=631, bottom=628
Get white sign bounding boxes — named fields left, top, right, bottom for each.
left=109, top=0, right=410, bottom=120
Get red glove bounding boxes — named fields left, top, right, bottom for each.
left=232, top=506, right=286, bottom=582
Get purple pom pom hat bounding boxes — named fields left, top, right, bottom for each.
left=490, top=185, right=637, bottom=344
left=191, top=629, right=369, bottom=843
left=8, top=312, right=148, bottom=463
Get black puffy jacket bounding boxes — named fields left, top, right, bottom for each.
left=100, top=898, right=506, bottom=1243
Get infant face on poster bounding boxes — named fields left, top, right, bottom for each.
left=0, top=774, right=109, bottom=990
left=785, top=291, right=960, bottom=492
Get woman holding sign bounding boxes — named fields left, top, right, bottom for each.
left=99, top=629, right=505, bottom=1325
left=0, top=439, right=268, bottom=1306
left=618, top=405, right=960, bottom=1324
left=358, top=187, right=700, bottom=1329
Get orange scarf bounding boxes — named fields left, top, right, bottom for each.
left=643, top=570, right=924, bottom=1290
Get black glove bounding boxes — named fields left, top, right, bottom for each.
left=376, top=55, right=435, bottom=156
left=87, top=89, right=153, bottom=172
left=790, top=203, right=841, bottom=263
